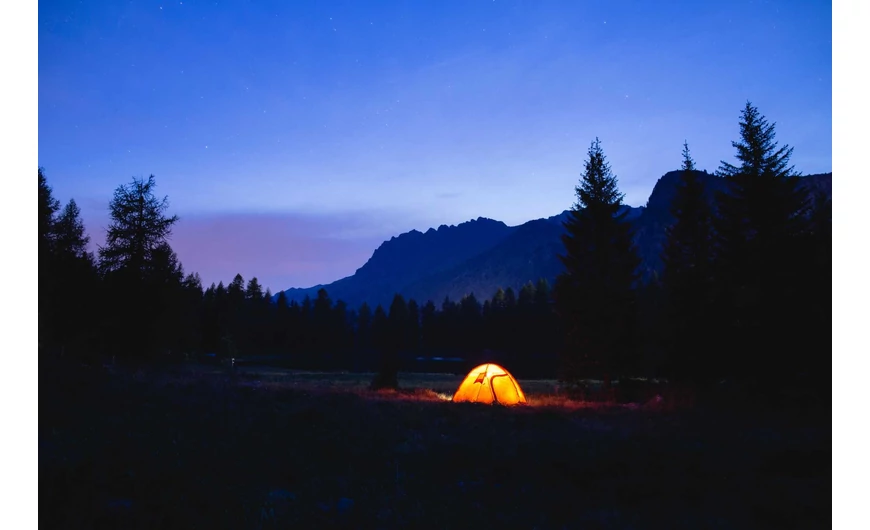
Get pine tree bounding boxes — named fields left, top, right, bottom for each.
left=53, top=199, right=91, bottom=261
left=228, top=274, right=245, bottom=300
left=38, top=168, right=61, bottom=350
left=38, top=167, right=60, bottom=257
left=48, top=198, right=98, bottom=355
left=179, top=272, right=204, bottom=355
left=555, top=138, right=640, bottom=389
left=245, top=278, right=264, bottom=301
left=149, top=242, right=185, bottom=357
left=713, top=102, right=812, bottom=396
left=518, top=282, right=535, bottom=310
left=244, top=278, right=267, bottom=353
left=407, top=299, right=420, bottom=354
left=491, top=288, right=507, bottom=312
left=459, top=293, right=482, bottom=352
left=661, top=141, right=715, bottom=387
left=371, top=304, right=388, bottom=352
left=420, top=300, right=437, bottom=353
left=805, top=192, right=831, bottom=363
left=503, top=287, right=517, bottom=310
left=534, top=278, right=551, bottom=309
left=97, top=175, right=182, bottom=358
left=371, top=300, right=398, bottom=389
left=388, top=294, right=409, bottom=351
left=356, top=302, right=373, bottom=354
left=98, top=175, right=179, bottom=276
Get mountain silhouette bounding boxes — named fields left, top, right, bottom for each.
left=276, top=171, right=832, bottom=308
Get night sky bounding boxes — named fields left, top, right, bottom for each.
left=38, top=0, right=832, bottom=292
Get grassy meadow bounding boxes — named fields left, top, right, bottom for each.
left=40, top=359, right=829, bottom=529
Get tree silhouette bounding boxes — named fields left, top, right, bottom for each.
left=38, top=168, right=61, bottom=349
left=420, top=300, right=437, bottom=353
left=555, top=138, right=640, bottom=389
left=370, top=300, right=397, bottom=389
left=356, top=302, right=373, bottom=355
left=713, top=102, right=812, bottom=399
left=44, top=196, right=98, bottom=355
left=98, top=175, right=181, bottom=358
left=98, top=175, right=179, bottom=276
left=661, top=141, right=715, bottom=387
left=407, top=299, right=420, bottom=354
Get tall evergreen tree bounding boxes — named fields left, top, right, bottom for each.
left=503, top=287, right=517, bottom=310
left=407, top=299, right=420, bottom=354
left=555, top=138, right=640, bottom=388
left=356, top=302, right=373, bottom=357
left=47, top=198, right=98, bottom=355
left=98, top=175, right=179, bottom=276
left=713, top=102, right=813, bottom=397
left=371, top=301, right=398, bottom=389
left=38, top=168, right=61, bottom=350
left=97, top=175, right=180, bottom=358
left=661, top=142, right=715, bottom=387
left=38, top=167, right=60, bottom=256
left=245, top=277, right=264, bottom=301
left=420, top=300, right=437, bottom=353
left=148, top=242, right=185, bottom=356
left=53, top=199, right=91, bottom=261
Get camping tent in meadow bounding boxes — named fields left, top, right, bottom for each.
left=452, top=363, right=527, bottom=405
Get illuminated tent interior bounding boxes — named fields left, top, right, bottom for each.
left=452, top=363, right=527, bottom=405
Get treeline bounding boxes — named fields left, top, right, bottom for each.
left=37, top=172, right=560, bottom=375
left=554, top=102, right=831, bottom=404
left=198, top=278, right=560, bottom=375
left=39, top=101, right=830, bottom=402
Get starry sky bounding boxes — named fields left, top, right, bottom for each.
left=38, top=0, right=832, bottom=292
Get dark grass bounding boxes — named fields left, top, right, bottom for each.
left=40, top=359, right=830, bottom=529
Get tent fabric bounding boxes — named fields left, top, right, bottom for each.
left=452, top=363, right=527, bottom=405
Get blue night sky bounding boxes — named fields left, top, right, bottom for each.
left=38, top=0, right=832, bottom=292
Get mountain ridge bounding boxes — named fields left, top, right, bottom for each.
left=276, top=171, right=832, bottom=309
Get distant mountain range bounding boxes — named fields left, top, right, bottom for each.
left=276, top=171, right=832, bottom=309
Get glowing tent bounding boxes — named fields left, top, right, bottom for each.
left=452, top=363, right=527, bottom=405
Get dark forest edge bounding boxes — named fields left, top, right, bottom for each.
left=39, top=102, right=831, bottom=407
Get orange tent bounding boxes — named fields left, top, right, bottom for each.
left=452, top=363, right=527, bottom=405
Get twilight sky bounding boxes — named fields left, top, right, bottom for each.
left=38, top=0, right=832, bottom=292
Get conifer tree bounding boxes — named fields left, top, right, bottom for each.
left=98, top=175, right=179, bottom=276
left=407, top=299, right=420, bottom=353
left=38, top=168, right=61, bottom=349
left=53, top=199, right=91, bottom=261
left=371, top=301, right=398, bottom=389
left=503, top=287, right=517, bottom=310
left=356, top=302, right=373, bottom=353
left=97, top=175, right=180, bottom=358
left=661, top=141, right=715, bottom=386
left=555, top=138, right=640, bottom=388
left=420, top=300, right=437, bottom=352
left=245, top=278, right=264, bottom=301
left=47, top=198, right=98, bottom=354
left=713, top=102, right=812, bottom=395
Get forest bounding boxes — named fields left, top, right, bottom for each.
left=39, top=102, right=831, bottom=404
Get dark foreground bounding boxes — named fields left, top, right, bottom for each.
left=40, top=360, right=830, bottom=529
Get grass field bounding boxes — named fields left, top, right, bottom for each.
left=229, top=365, right=566, bottom=398
left=40, top=359, right=830, bottom=529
